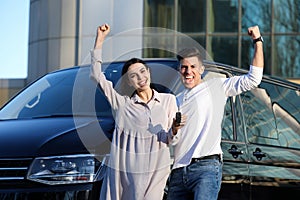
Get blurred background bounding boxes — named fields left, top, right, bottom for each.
left=0, top=0, right=299, bottom=106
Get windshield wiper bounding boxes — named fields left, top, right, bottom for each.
left=30, top=114, right=98, bottom=119
left=30, top=114, right=74, bottom=119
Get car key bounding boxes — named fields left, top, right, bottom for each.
left=175, top=112, right=181, bottom=124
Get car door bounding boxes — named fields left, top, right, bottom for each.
left=219, top=94, right=251, bottom=200
left=240, top=80, right=300, bottom=199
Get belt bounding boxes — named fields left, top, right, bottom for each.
left=191, top=154, right=221, bottom=163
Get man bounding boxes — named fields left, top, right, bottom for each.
left=167, top=25, right=264, bottom=200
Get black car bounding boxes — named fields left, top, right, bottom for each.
left=0, top=59, right=299, bottom=200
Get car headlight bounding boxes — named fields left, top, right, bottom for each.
left=27, top=154, right=106, bottom=185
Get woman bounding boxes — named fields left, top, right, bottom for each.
left=90, top=24, right=183, bottom=200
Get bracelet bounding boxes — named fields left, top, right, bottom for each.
left=253, top=36, right=263, bottom=44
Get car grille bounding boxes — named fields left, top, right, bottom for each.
left=0, top=158, right=32, bottom=181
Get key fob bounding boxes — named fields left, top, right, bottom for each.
left=175, top=112, right=181, bottom=124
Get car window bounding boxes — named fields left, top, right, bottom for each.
left=268, top=83, right=300, bottom=149
left=0, top=67, right=113, bottom=120
left=72, top=67, right=113, bottom=117
left=0, top=60, right=180, bottom=120
left=19, top=71, right=76, bottom=118
left=221, top=98, right=234, bottom=140
left=0, top=71, right=73, bottom=119
left=221, top=95, right=246, bottom=142
left=241, top=81, right=300, bottom=149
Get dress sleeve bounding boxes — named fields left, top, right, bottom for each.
left=90, top=48, right=125, bottom=110
left=156, top=94, right=178, bottom=144
left=222, top=65, right=263, bottom=97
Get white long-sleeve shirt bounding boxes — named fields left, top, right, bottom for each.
left=171, top=66, right=263, bottom=169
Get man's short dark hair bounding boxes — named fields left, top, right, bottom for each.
left=176, top=47, right=203, bottom=63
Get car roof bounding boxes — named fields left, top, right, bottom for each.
left=48, top=58, right=299, bottom=91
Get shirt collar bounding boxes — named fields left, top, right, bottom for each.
left=132, top=89, right=161, bottom=103
left=180, top=82, right=205, bottom=102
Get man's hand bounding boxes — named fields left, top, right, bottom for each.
left=248, top=25, right=261, bottom=40
left=94, top=23, right=110, bottom=49
left=172, top=114, right=187, bottom=136
left=248, top=25, right=264, bottom=68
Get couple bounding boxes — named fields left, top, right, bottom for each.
left=90, top=24, right=264, bottom=200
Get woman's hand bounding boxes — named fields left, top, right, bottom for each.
left=94, top=23, right=110, bottom=49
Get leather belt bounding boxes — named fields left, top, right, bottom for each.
left=191, top=154, right=221, bottom=163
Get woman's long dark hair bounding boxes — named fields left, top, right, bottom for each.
left=121, top=58, right=149, bottom=76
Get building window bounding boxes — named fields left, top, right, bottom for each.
left=143, top=0, right=300, bottom=79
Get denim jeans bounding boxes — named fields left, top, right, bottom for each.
left=166, top=159, right=222, bottom=200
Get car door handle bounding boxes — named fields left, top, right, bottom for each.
left=228, top=145, right=244, bottom=159
left=253, top=148, right=266, bottom=161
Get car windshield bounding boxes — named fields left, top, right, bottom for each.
left=0, top=66, right=113, bottom=120
left=0, top=60, right=181, bottom=120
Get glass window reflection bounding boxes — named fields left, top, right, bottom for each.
left=212, top=0, right=239, bottom=32
left=242, top=81, right=300, bottom=149
left=273, top=36, right=300, bottom=78
left=143, top=0, right=300, bottom=78
left=210, top=36, right=238, bottom=66
left=241, top=0, right=271, bottom=32
left=274, top=0, right=300, bottom=33
left=144, top=0, right=175, bottom=29
left=178, top=0, right=206, bottom=32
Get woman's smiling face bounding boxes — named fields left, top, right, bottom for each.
left=127, top=63, right=151, bottom=91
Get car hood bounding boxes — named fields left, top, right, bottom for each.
left=0, top=117, right=114, bottom=158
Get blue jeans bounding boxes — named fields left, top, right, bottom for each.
left=166, top=159, right=222, bottom=200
